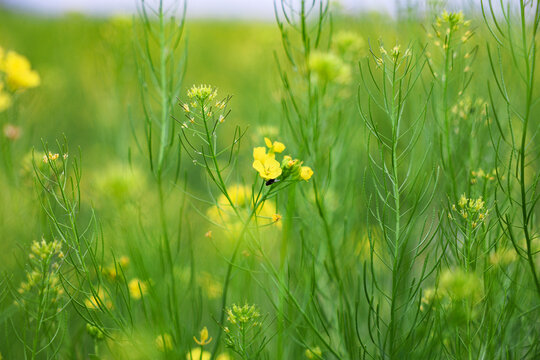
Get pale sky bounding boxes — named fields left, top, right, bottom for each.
left=0, top=0, right=474, bottom=18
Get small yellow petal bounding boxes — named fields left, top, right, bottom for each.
left=264, top=137, right=273, bottom=148
left=273, top=141, right=286, bottom=153
left=300, top=166, right=313, bottom=181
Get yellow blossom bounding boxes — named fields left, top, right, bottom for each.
left=3, top=51, right=40, bottom=91
left=253, top=156, right=282, bottom=180
left=300, top=166, right=314, bottom=181
left=128, top=278, right=147, bottom=300
left=194, top=326, right=212, bottom=346
left=187, top=348, right=211, bottom=360
left=272, top=214, right=282, bottom=222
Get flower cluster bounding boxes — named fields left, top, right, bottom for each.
left=470, top=168, right=496, bottom=185
left=427, top=10, right=472, bottom=62
left=42, top=151, right=68, bottom=164
left=178, top=85, right=232, bottom=157
left=450, top=97, right=488, bottom=130
left=17, top=239, right=64, bottom=310
left=226, top=303, right=261, bottom=327
left=252, top=137, right=313, bottom=184
left=223, top=303, right=267, bottom=358
left=374, top=43, right=412, bottom=69
left=187, top=84, right=218, bottom=102
left=451, top=194, right=488, bottom=228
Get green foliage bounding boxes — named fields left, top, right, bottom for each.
left=0, top=0, right=539, bottom=359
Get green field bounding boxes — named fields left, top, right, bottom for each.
left=1, top=1, right=540, bottom=359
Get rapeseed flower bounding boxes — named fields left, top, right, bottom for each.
left=253, top=155, right=282, bottom=180
left=128, top=278, right=147, bottom=300
left=187, top=348, right=211, bottom=360
left=300, top=166, right=313, bottom=181
left=252, top=138, right=314, bottom=183
left=194, top=326, right=212, bottom=346
left=2, top=51, right=40, bottom=91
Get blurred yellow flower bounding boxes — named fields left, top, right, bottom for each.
left=187, top=348, right=211, bottom=360
left=128, top=278, right=147, bottom=300
left=155, top=333, right=173, bottom=352
left=85, top=288, right=113, bottom=310
left=216, top=354, right=231, bottom=360
left=2, top=51, right=40, bottom=91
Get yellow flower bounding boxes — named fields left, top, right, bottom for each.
left=3, top=51, right=40, bottom=91
left=85, top=288, right=113, bottom=310
left=216, top=354, right=231, bottom=360
left=155, top=333, right=174, bottom=352
left=194, top=326, right=212, bottom=345
left=253, top=156, right=282, bottom=180
left=300, top=166, right=314, bottom=181
left=272, top=214, right=282, bottom=222
left=187, top=348, right=211, bottom=360
left=128, top=278, right=147, bottom=300
left=264, top=137, right=286, bottom=153
left=118, top=255, right=130, bottom=268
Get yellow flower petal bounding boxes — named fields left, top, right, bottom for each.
left=264, top=137, right=273, bottom=148
left=273, top=141, right=286, bottom=153
left=253, top=147, right=267, bottom=161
